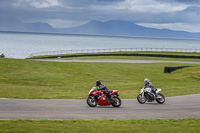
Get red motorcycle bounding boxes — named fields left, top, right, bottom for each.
left=87, top=87, right=121, bottom=107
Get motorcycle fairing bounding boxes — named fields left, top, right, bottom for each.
left=98, top=95, right=110, bottom=105
left=110, top=90, right=119, bottom=95
left=156, top=88, right=162, bottom=93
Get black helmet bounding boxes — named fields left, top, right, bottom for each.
left=96, top=80, right=101, bottom=86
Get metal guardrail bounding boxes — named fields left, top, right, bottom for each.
left=28, top=48, right=200, bottom=58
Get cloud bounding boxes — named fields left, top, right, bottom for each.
left=12, top=0, right=63, bottom=9
left=122, top=0, right=188, bottom=13
left=30, top=0, right=62, bottom=8
left=157, top=0, right=200, bottom=4
left=91, top=0, right=189, bottom=13
left=1, top=0, right=200, bottom=32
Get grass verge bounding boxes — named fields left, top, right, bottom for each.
left=29, top=51, right=200, bottom=59
left=0, top=119, right=199, bottom=133
left=59, top=55, right=200, bottom=62
left=30, top=51, right=200, bottom=62
left=0, top=58, right=200, bottom=99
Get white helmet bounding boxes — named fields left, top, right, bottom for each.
left=144, top=78, right=149, bottom=84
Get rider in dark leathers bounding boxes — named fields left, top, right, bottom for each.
left=96, top=80, right=112, bottom=99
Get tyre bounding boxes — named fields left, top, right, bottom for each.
left=111, top=96, right=121, bottom=107
left=137, top=94, right=147, bottom=104
left=87, top=96, right=97, bottom=107
left=156, top=93, right=165, bottom=104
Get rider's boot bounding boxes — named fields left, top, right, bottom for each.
left=107, top=93, right=115, bottom=103
left=153, top=90, right=157, bottom=99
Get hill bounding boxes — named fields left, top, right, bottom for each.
left=1, top=19, right=200, bottom=39
left=0, top=18, right=53, bottom=32
left=55, top=20, right=200, bottom=39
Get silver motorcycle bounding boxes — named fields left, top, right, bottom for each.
left=137, top=88, right=165, bottom=104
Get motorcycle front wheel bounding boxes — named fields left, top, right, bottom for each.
left=111, top=96, right=121, bottom=107
left=156, top=93, right=165, bottom=104
left=87, top=96, right=97, bottom=107
left=137, top=94, right=147, bottom=104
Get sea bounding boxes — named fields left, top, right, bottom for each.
left=0, top=31, right=200, bottom=59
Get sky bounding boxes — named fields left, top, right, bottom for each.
left=0, top=0, right=200, bottom=32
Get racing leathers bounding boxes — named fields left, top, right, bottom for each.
left=97, top=84, right=111, bottom=99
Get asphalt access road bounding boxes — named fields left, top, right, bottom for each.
left=0, top=94, right=199, bottom=120
left=41, top=59, right=200, bottom=64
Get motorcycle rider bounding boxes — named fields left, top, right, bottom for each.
left=96, top=80, right=112, bottom=100
left=144, top=78, right=156, bottom=94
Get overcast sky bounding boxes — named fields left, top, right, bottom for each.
left=1, top=0, right=200, bottom=32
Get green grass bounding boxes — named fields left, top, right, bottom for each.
left=31, top=51, right=200, bottom=62
left=0, top=119, right=199, bottom=133
left=0, top=58, right=200, bottom=99
left=59, top=55, right=200, bottom=62
left=0, top=57, right=199, bottom=132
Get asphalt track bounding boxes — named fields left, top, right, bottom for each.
left=0, top=94, right=199, bottom=120
left=41, top=59, right=200, bottom=64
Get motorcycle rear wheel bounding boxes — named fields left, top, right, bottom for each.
left=156, top=93, right=165, bottom=104
left=111, top=96, right=121, bottom=107
left=87, top=96, right=97, bottom=107
left=137, top=94, right=147, bottom=104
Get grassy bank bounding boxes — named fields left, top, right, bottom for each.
left=30, top=51, right=200, bottom=62
left=0, top=58, right=200, bottom=99
left=29, top=51, right=200, bottom=59
left=59, top=55, right=200, bottom=62
left=0, top=119, right=199, bottom=133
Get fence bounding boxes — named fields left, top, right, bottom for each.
left=27, top=48, right=200, bottom=58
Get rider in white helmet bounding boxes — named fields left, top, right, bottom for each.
left=144, top=78, right=156, bottom=94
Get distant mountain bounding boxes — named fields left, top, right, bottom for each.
left=0, top=18, right=54, bottom=32
left=0, top=19, right=200, bottom=39
left=56, top=20, right=200, bottom=39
